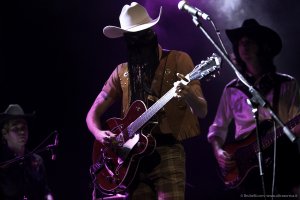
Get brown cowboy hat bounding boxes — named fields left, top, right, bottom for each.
left=103, top=2, right=162, bottom=38
left=226, top=18, right=282, bottom=56
left=0, top=104, right=35, bottom=125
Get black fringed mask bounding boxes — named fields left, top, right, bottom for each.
left=124, top=29, right=158, bottom=50
left=124, top=28, right=160, bottom=104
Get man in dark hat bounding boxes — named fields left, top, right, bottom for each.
left=207, top=19, right=300, bottom=199
left=86, top=2, right=207, bottom=199
left=0, top=104, right=54, bottom=200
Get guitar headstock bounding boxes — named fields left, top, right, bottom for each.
left=189, top=53, right=221, bottom=81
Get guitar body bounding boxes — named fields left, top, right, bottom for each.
left=92, top=100, right=156, bottom=192
left=221, top=132, right=264, bottom=189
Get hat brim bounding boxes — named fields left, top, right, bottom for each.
left=103, top=7, right=162, bottom=39
left=226, top=25, right=282, bottom=56
left=0, top=113, right=35, bottom=126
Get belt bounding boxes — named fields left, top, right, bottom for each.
left=152, top=133, right=179, bottom=146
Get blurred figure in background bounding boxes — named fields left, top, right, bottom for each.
left=0, top=104, right=54, bottom=200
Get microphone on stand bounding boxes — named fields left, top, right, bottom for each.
left=178, top=0, right=210, bottom=21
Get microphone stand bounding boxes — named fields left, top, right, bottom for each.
left=247, top=99, right=267, bottom=198
left=191, top=16, right=296, bottom=197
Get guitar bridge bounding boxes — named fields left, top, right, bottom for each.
left=90, top=149, right=106, bottom=175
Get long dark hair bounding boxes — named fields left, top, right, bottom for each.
left=124, top=29, right=159, bottom=104
left=232, top=35, right=277, bottom=75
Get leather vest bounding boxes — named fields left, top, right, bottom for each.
left=117, top=50, right=200, bottom=141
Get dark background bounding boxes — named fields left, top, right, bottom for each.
left=1, top=0, right=300, bottom=199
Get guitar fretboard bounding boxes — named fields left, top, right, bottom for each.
left=124, top=54, right=220, bottom=138
left=252, top=114, right=300, bottom=153
left=127, top=86, right=178, bottom=137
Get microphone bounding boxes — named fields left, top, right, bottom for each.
left=178, top=0, right=210, bottom=21
left=48, top=132, right=59, bottom=160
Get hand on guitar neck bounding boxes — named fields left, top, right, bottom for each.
left=174, top=74, right=208, bottom=118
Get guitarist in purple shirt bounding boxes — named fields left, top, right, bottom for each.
left=208, top=19, right=300, bottom=199
left=86, top=2, right=207, bottom=200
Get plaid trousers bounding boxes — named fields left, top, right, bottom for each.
left=130, top=143, right=186, bottom=200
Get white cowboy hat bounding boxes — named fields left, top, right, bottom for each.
left=103, top=2, right=162, bottom=38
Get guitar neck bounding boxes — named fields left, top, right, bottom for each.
left=126, top=71, right=193, bottom=137
left=254, top=114, right=300, bottom=152
left=127, top=86, right=177, bottom=137
left=125, top=53, right=221, bottom=138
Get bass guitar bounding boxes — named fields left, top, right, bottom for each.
left=219, top=114, right=300, bottom=189
left=90, top=53, right=221, bottom=193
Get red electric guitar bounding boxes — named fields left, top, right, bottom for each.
left=90, top=54, right=221, bottom=193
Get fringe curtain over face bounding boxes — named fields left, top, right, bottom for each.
left=124, top=29, right=159, bottom=105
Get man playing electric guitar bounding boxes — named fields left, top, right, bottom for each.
left=208, top=19, right=300, bottom=199
left=86, top=2, right=208, bottom=200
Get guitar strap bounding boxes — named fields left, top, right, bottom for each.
left=148, top=49, right=171, bottom=103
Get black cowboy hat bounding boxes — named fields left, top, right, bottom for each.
left=226, top=18, right=282, bottom=56
left=0, top=104, right=35, bottom=126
